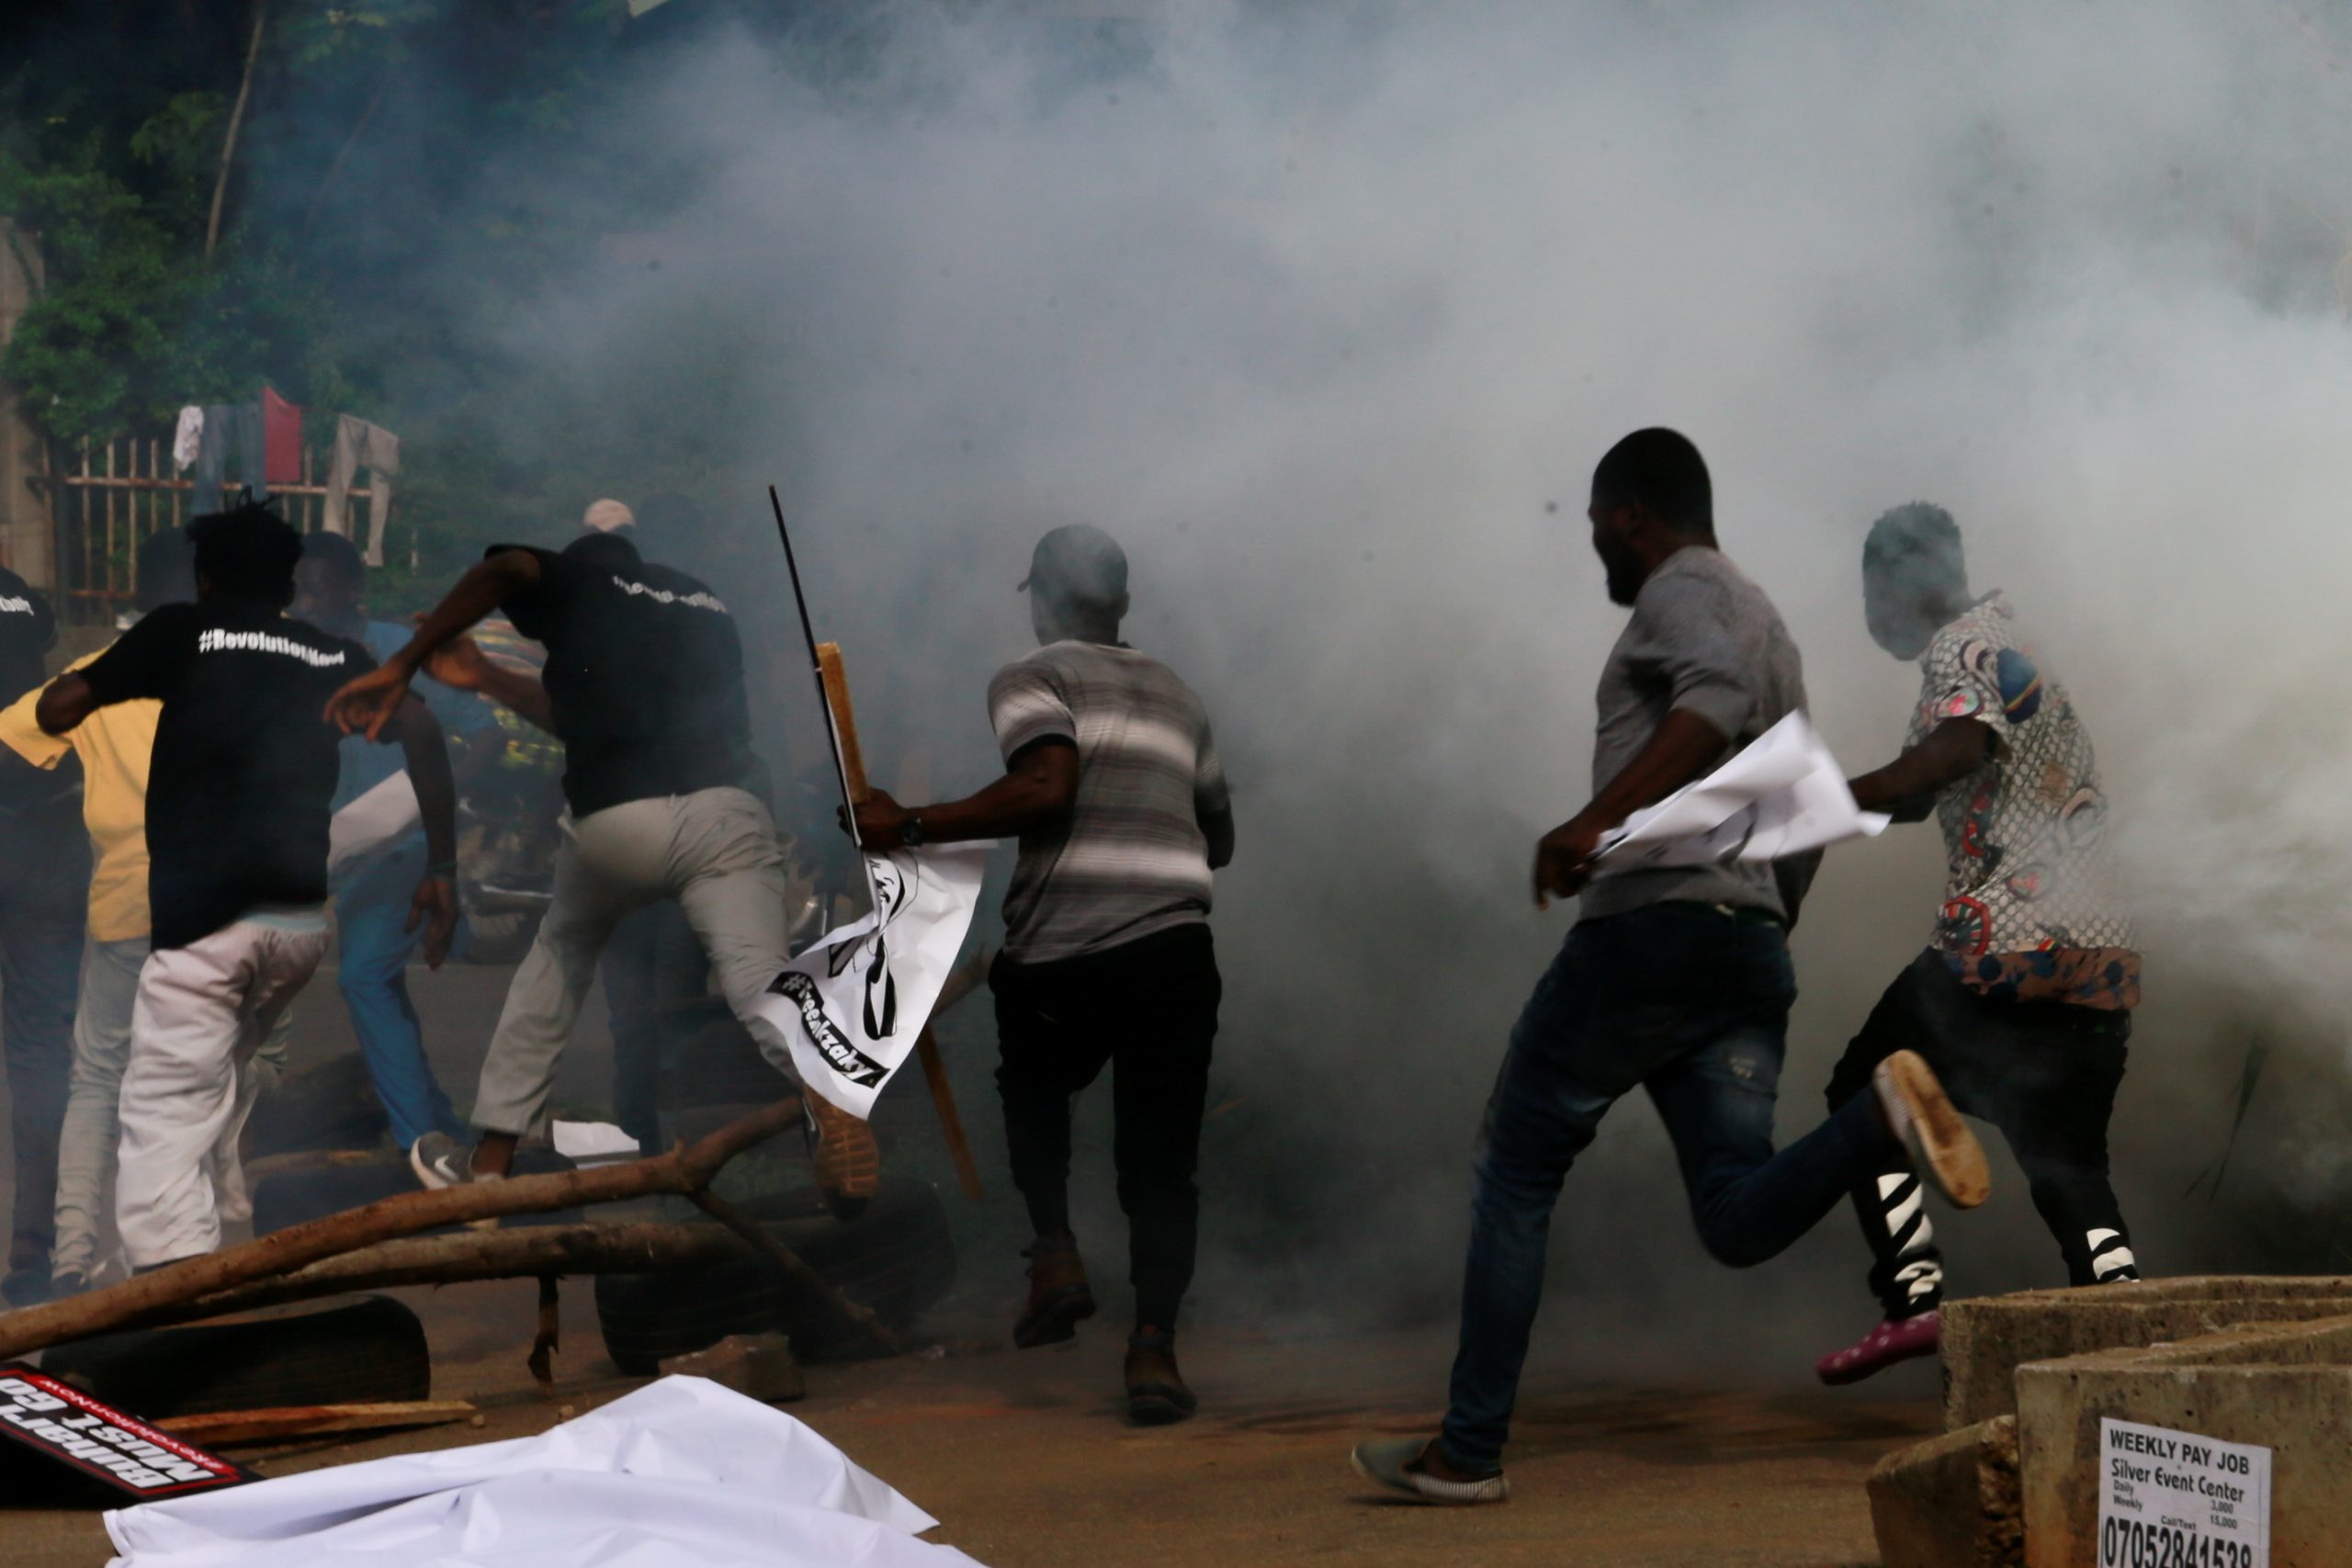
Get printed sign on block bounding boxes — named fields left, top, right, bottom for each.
left=752, top=842, right=990, bottom=1120
left=2097, top=1417, right=2268, bottom=1568
left=0, top=1365, right=252, bottom=1498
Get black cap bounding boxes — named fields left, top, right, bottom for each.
left=1017, top=524, right=1127, bottom=606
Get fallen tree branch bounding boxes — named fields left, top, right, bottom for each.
left=54, top=1224, right=754, bottom=1342
left=0, top=1098, right=807, bottom=1359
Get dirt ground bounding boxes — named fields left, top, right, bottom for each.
left=0, top=953, right=1937, bottom=1564
left=3, top=1273, right=1934, bottom=1567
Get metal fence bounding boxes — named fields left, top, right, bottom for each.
left=30, top=434, right=390, bottom=624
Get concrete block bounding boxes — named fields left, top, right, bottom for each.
left=1944, top=1276, right=2352, bottom=1428
left=2016, top=1313, right=2352, bottom=1568
left=1868, top=1415, right=2021, bottom=1568
left=657, top=1333, right=806, bottom=1404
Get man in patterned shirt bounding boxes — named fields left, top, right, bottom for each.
left=852, top=525, right=1233, bottom=1427
left=1815, top=502, right=2141, bottom=1384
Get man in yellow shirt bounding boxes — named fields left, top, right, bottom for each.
left=0, top=532, right=190, bottom=1290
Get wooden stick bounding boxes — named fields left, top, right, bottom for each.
left=813, top=643, right=985, bottom=1202
left=0, top=1098, right=806, bottom=1359
left=916, top=1026, right=983, bottom=1201
left=527, top=1276, right=560, bottom=1393
left=158, top=1400, right=476, bottom=1448
left=815, top=641, right=870, bottom=802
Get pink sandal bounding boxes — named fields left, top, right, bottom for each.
left=1816, top=1310, right=1940, bottom=1385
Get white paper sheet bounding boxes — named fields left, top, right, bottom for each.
left=550, top=1120, right=641, bottom=1165
left=1596, top=711, right=1889, bottom=866
left=750, top=841, right=991, bottom=1121
left=105, top=1377, right=983, bottom=1568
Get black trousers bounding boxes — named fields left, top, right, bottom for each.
left=1825, top=949, right=2136, bottom=1318
left=0, top=811, right=89, bottom=1288
left=992, top=923, right=1220, bottom=1331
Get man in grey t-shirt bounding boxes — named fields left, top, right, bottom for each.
left=1352, top=428, right=1992, bottom=1506
left=853, top=525, right=1232, bottom=1427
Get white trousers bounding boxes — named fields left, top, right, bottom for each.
left=473, top=787, right=796, bottom=1135
left=118, top=921, right=326, bottom=1269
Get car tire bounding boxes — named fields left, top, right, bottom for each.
left=41, top=1295, right=430, bottom=1417
left=245, top=1053, right=390, bottom=1159
left=594, top=1182, right=956, bottom=1372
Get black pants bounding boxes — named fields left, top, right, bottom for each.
left=992, top=923, right=1220, bottom=1332
left=1826, top=949, right=2136, bottom=1318
left=0, top=812, right=89, bottom=1289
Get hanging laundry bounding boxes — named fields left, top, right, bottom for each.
left=262, top=387, right=303, bottom=485
left=188, top=403, right=266, bottom=506
left=324, top=415, right=401, bottom=566
left=170, top=408, right=203, bottom=472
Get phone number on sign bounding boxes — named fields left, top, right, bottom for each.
left=2100, top=1518, right=2256, bottom=1568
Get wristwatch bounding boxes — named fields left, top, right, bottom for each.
left=899, top=813, right=928, bottom=849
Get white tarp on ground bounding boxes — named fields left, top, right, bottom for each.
left=104, top=1376, right=985, bottom=1568
left=750, top=841, right=991, bottom=1122
left=1597, top=710, right=1889, bottom=865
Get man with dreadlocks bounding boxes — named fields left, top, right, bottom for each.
left=36, top=501, right=458, bottom=1269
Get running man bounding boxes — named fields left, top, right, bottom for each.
left=1815, top=502, right=2141, bottom=1384
left=851, top=524, right=1233, bottom=1425
left=324, top=529, right=877, bottom=1207
left=1351, top=430, right=1990, bottom=1505
left=35, top=502, right=458, bottom=1269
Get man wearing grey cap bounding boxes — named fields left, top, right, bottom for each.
left=853, top=524, right=1234, bottom=1426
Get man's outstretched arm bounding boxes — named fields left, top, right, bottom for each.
left=1848, top=716, right=1994, bottom=822
left=849, top=738, right=1079, bottom=852
left=416, top=629, right=556, bottom=733
left=325, top=550, right=543, bottom=740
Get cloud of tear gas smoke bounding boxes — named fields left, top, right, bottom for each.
left=434, top=2, right=2352, bottom=1377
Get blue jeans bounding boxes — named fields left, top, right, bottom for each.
left=1439, top=906, right=1891, bottom=1472
left=335, top=840, right=463, bottom=1150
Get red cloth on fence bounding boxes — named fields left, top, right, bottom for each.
left=263, top=387, right=304, bottom=484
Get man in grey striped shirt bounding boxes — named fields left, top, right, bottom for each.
left=853, top=524, right=1233, bottom=1426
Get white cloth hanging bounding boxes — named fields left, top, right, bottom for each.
left=170, top=408, right=203, bottom=472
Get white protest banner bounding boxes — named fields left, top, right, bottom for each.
left=1597, top=710, right=1889, bottom=866
left=752, top=841, right=991, bottom=1120
left=2097, top=1418, right=2269, bottom=1568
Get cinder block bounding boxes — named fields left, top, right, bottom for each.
left=1944, top=1276, right=2352, bottom=1428
left=2016, top=1313, right=2352, bottom=1568
left=1868, top=1415, right=2021, bottom=1568
left=658, top=1332, right=807, bottom=1403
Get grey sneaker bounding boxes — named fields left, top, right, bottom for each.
left=409, top=1131, right=473, bottom=1190
left=1872, top=1050, right=1992, bottom=1209
left=1350, top=1436, right=1509, bottom=1505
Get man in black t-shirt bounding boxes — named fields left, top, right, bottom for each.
left=38, top=503, right=458, bottom=1269
left=0, top=564, right=89, bottom=1303
left=327, top=532, right=876, bottom=1204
